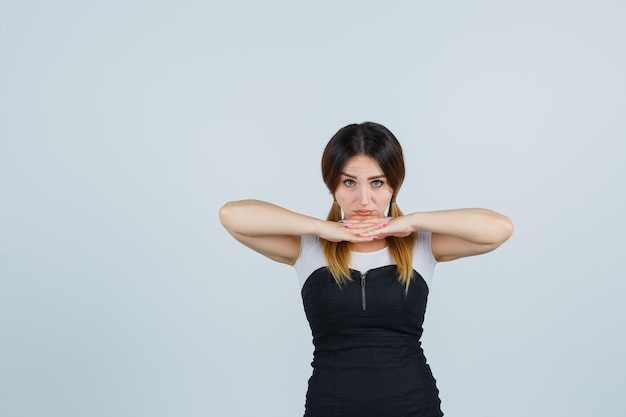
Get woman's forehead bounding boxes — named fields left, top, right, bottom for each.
left=341, top=155, right=384, bottom=175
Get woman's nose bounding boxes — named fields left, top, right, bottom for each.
left=360, top=188, right=370, bottom=205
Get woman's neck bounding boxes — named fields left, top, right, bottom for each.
left=350, top=239, right=388, bottom=253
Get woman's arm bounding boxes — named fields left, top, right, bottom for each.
left=415, top=209, right=513, bottom=261
left=359, top=208, right=514, bottom=262
left=219, top=199, right=376, bottom=265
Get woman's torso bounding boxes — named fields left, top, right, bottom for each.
left=294, top=234, right=443, bottom=417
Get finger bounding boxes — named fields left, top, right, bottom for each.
left=361, top=225, right=391, bottom=237
left=347, top=234, right=376, bottom=242
left=344, top=222, right=377, bottom=230
left=346, top=221, right=388, bottom=230
left=343, top=217, right=390, bottom=225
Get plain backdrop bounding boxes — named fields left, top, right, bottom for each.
left=1, top=1, right=624, bottom=416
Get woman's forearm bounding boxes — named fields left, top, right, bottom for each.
left=407, top=208, right=514, bottom=245
left=219, top=199, right=326, bottom=237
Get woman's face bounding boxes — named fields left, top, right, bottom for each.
left=334, top=154, right=393, bottom=220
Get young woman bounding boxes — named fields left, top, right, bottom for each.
left=219, top=122, right=513, bottom=417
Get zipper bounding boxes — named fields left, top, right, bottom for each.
left=360, top=271, right=367, bottom=311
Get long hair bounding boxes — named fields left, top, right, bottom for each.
left=320, top=122, right=417, bottom=289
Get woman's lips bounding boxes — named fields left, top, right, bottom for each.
left=354, top=210, right=373, bottom=217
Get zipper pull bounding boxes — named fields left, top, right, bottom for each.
left=361, top=272, right=367, bottom=311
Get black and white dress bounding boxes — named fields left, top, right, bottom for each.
left=294, top=232, right=443, bottom=417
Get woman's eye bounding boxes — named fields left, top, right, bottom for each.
left=372, top=180, right=384, bottom=187
left=343, top=179, right=356, bottom=187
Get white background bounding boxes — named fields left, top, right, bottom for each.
left=1, top=1, right=624, bottom=416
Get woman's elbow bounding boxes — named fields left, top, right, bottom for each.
left=219, top=201, right=239, bottom=230
left=497, top=214, right=514, bottom=244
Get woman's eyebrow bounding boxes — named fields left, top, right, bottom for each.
left=340, top=172, right=386, bottom=180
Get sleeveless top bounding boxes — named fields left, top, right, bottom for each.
left=293, top=233, right=443, bottom=417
